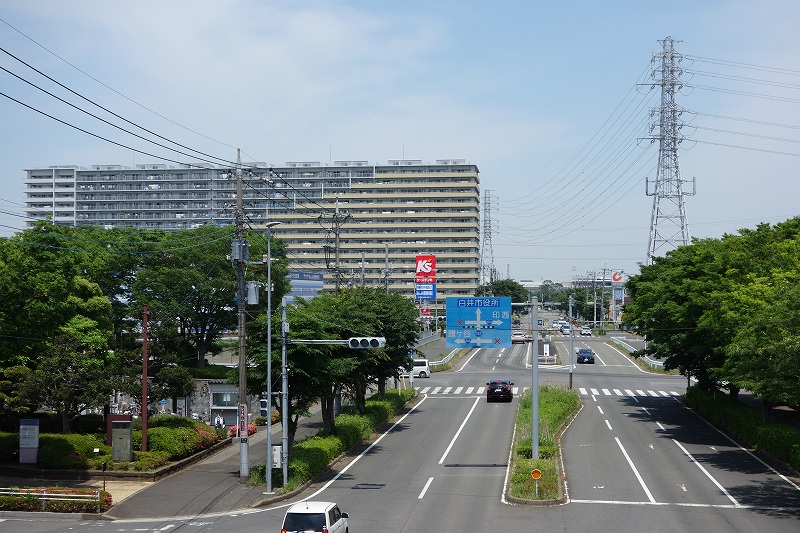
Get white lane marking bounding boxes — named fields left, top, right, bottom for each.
left=605, top=420, right=613, bottom=431
left=512, top=387, right=519, bottom=395
left=302, top=396, right=429, bottom=501
left=602, top=389, right=611, bottom=396
left=648, top=390, right=660, bottom=397
left=579, top=387, right=588, bottom=395
left=432, top=387, right=442, bottom=394
left=670, top=391, right=680, bottom=396
left=641, top=407, right=651, bottom=416
left=635, top=390, right=646, bottom=396
left=418, top=477, right=434, bottom=499
left=419, top=387, right=431, bottom=394
left=465, top=387, right=474, bottom=394
left=624, top=389, right=634, bottom=396
left=590, top=388, right=600, bottom=396
left=615, top=437, right=656, bottom=503
left=477, top=387, right=485, bottom=394
left=613, top=389, right=623, bottom=396
left=456, top=348, right=481, bottom=372
left=672, top=439, right=740, bottom=506
left=656, top=422, right=666, bottom=431
left=442, top=387, right=452, bottom=394
left=659, top=391, right=671, bottom=397
left=439, top=396, right=481, bottom=464
left=454, top=387, right=463, bottom=394
left=598, top=406, right=605, bottom=415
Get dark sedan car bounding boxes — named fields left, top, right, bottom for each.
left=576, top=347, right=595, bottom=364
left=486, top=379, right=514, bottom=402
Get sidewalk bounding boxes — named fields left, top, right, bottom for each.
left=0, top=406, right=323, bottom=520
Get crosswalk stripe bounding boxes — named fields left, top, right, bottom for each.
left=413, top=385, right=683, bottom=399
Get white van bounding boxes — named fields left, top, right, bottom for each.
left=401, top=358, right=430, bottom=378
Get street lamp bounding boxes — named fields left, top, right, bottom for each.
left=263, top=220, right=281, bottom=493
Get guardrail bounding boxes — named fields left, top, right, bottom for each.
left=609, top=337, right=664, bottom=368
left=0, top=487, right=103, bottom=513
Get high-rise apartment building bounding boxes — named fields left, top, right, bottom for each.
left=23, top=159, right=481, bottom=310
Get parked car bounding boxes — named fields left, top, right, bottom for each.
left=576, top=347, right=595, bottom=364
left=400, top=358, right=431, bottom=378
left=580, top=326, right=592, bottom=336
left=486, top=379, right=514, bottom=402
left=281, top=501, right=349, bottom=533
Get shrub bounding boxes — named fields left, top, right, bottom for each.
left=69, top=414, right=105, bottom=434
left=333, top=414, right=371, bottom=448
left=37, top=434, right=107, bottom=469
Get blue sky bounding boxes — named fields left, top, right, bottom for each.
left=2, top=0, right=799, bottom=283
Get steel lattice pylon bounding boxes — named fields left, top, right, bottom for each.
left=646, top=36, right=695, bottom=264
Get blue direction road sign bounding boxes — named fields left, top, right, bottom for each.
left=445, top=297, right=512, bottom=348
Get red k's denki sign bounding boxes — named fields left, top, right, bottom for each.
left=415, top=255, right=436, bottom=284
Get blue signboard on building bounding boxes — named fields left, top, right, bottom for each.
left=445, top=297, right=512, bottom=348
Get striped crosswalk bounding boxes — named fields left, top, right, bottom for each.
left=578, top=387, right=681, bottom=398
left=413, top=386, right=682, bottom=399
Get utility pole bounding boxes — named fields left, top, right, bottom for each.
left=645, top=36, right=696, bottom=264
left=568, top=295, right=574, bottom=390
left=233, top=149, right=250, bottom=481
left=531, top=296, right=539, bottom=459
left=141, top=305, right=149, bottom=452
left=322, top=201, right=351, bottom=292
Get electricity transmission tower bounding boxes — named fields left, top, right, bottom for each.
left=645, top=36, right=696, bottom=264
left=479, top=189, right=497, bottom=288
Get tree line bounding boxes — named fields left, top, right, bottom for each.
left=0, top=222, right=418, bottom=446
left=624, top=217, right=800, bottom=420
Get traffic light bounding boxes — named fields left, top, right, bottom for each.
left=348, top=337, right=386, bottom=349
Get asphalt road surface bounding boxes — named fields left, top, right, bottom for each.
left=5, top=332, right=799, bottom=532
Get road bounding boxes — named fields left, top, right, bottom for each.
left=6, top=331, right=800, bottom=532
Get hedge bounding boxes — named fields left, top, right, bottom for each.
left=685, top=386, right=800, bottom=471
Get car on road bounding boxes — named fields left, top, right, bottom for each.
left=511, top=330, right=527, bottom=344
left=281, top=501, right=349, bottom=533
left=580, top=326, right=592, bottom=336
left=560, top=325, right=571, bottom=335
left=486, top=379, right=514, bottom=402
left=575, top=347, right=595, bottom=364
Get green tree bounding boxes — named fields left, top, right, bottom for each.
left=19, top=316, right=114, bottom=432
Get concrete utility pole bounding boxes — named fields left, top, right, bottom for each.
left=233, top=150, right=250, bottom=481
left=531, top=296, right=539, bottom=459
left=645, top=36, right=696, bottom=264
left=568, top=295, right=574, bottom=390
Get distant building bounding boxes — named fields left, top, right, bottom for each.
left=23, top=160, right=480, bottom=309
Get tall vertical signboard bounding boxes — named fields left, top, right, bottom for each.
left=19, top=419, right=39, bottom=464
left=414, top=254, right=436, bottom=300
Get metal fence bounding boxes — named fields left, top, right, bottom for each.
left=0, top=487, right=102, bottom=513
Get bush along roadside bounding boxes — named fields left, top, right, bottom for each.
left=685, top=386, right=800, bottom=472
left=508, top=385, right=581, bottom=503
left=249, top=387, right=417, bottom=492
